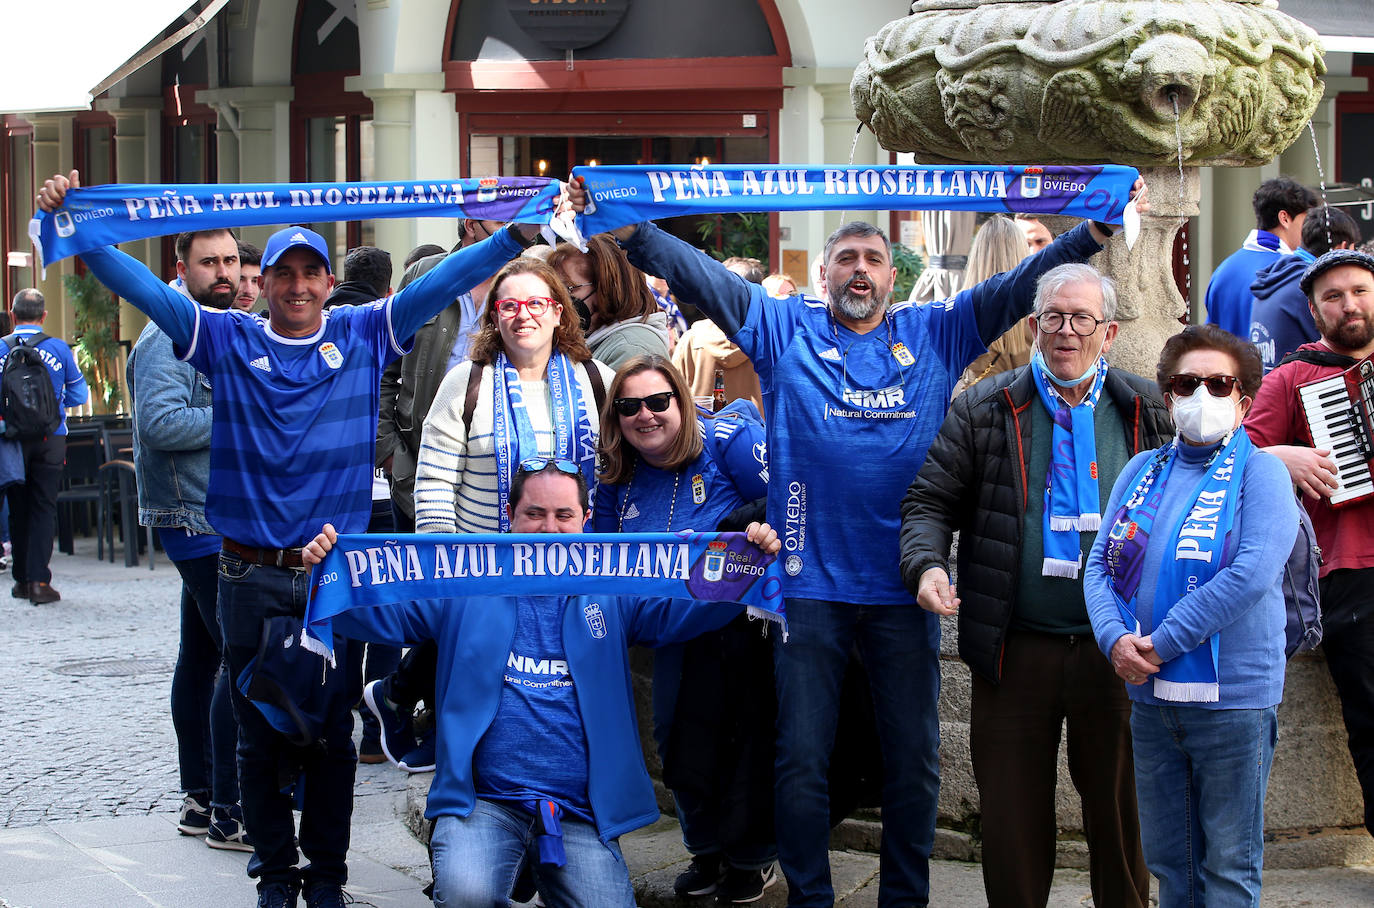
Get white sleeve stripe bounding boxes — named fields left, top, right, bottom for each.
left=177, top=306, right=203, bottom=363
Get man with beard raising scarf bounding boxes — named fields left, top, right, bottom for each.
left=127, top=228, right=250, bottom=851
left=1244, top=248, right=1374, bottom=844
left=577, top=174, right=1145, bottom=908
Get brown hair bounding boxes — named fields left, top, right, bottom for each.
left=1156, top=324, right=1264, bottom=399
left=468, top=257, right=593, bottom=365
left=598, top=354, right=705, bottom=484
left=547, top=234, right=660, bottom=331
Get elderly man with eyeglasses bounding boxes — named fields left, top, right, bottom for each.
left=899, top=262, right=1172, bottom=908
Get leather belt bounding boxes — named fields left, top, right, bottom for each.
left=222, top=538, right=306, bottom=569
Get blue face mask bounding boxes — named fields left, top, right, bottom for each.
left=1031, top=346, right=1102, bottom=388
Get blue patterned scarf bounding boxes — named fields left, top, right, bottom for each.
left=1101, top=430, right=1253, bottom=702
left=491, top=352, right=598, bottom=531
left=1031, top=354, right=1108, bottom=579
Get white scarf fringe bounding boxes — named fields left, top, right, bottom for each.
left=1041, top=556, right=1082, bottom=579
left=1153, top=678, right=1220, bottom=703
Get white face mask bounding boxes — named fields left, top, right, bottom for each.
left=1171, top=389, right=1239, bottom=444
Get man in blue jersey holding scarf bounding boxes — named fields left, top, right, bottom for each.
left=567, top=177, right=1145, bottom=907
left=38, top=170, right=552, bottom=908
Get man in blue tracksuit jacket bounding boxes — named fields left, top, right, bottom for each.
left=571, top=175, right=1142, bottom=907
left=302, top=459, right=782, bottom=907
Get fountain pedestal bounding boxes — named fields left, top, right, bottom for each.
left=852, top=0, right=1368, bottom=868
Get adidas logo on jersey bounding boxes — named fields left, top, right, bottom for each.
left=249, top=355, right=272, bottom=372
left=623, top=502, right=640, bottom=520
left=818, top=347, right=842, bottom=362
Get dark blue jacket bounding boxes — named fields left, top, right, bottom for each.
left=1249, top=253, right=1317, bottom=374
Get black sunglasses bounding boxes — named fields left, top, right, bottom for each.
left=613, top=391, right=676, bottom=417
left=1167, top=373, right=1241, bottom=398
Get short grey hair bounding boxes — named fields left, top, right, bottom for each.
left=1031, top=263, right=1117, bottom=322
left=822, top=221, right=891, bottom=266
left=11, top=289, right=44, bottom=322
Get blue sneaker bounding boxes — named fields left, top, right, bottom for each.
left=363, top=679, right=416, bottom=767
left=206, top=804, right=254, bottom=852
left=176, top=793, right=211, bottom=836
left=302, top=881, right=350, bottom=908
left=256, top=881, right=299, bottom=908
left=398, top=735, right=436, bottom=774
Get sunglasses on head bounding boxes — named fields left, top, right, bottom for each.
left=1167, top=373, right=1241, bottom=398
left=517, top=458, right=579, bottom=475
left=495, top=297, right=559, bottom=319
left=613, top=391, right=676, bottom=417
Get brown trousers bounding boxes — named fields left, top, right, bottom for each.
left=970, top=629, right=1150, bottom=908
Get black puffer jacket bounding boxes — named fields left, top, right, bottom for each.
left=899, top=365, right=1173, bottom=684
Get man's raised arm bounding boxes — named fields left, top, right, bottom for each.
left=37, top=171, right=198, bottom=349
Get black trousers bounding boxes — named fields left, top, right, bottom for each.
left=970, top=629, right=1150, bottom=908
left=1318, top=568, right=1374, bottom=836
left=7, top=434, right=65, bottom=585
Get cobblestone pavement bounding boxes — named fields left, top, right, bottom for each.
left=0, top=538, right=413, bottom=829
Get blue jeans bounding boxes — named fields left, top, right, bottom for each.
left=773, top=599, right=941, bottom=907
left=169, top=551, right=239, bottom=807
left=430, top=801, right=636, bottom=908
left=1130, top=705, right=1277, bottom=908
left=219, top=552, right=357, bottom=891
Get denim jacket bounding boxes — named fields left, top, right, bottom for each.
left=126, top=319, right=215, bottom=533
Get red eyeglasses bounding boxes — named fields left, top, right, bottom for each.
left=495, top=297, right=559, bottom=319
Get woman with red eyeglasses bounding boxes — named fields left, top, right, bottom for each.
left=594, top=354, right=778, bottom=903
left=1085, top=325, right=1298, bottom=908
left=413, top=257, right=615, bottom=535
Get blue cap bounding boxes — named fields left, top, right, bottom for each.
left=261, top=226, right=332, bottom=272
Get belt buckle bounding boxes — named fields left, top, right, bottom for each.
left=274, top=549, right=285, bottom=567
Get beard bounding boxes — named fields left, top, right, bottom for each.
left=829, top=274, right=887, bottom=322
left=190, top=280, right=235, bottom=311
left=1314, top=309, right=1374, bottom=352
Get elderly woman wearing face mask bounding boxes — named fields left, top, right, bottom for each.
left=1084, top=324, right=1298, bottom=908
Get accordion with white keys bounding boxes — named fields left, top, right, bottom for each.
left=1297, top=354, right=1374, bottom=506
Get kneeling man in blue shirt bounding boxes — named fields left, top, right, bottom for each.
left=303, top=459, right=780, bottom=906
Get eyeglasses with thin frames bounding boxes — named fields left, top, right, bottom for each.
left=496, top=297, right=559, bottom=319
left=1035, top=311, right=1107, bottom=336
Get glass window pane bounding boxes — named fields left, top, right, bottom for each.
left=8, top=133, right=34, bottom=292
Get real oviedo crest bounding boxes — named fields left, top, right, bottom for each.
left=1020, top=166, right=1043, bottom=199
left=703, top=540, right=727, bottom=583
left=583, top=602, right=607, bottom=639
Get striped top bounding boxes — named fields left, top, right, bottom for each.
left=414, top=358, right=615, bottom=533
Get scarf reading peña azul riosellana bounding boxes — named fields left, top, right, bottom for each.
left=490, top=352, right=598, bottom=531
left=31, top=164, right=1140, bottom=272
left=28, top=176, right=561, bottom=271
left=1101, top=429, right=1253, bottom=702
left=1031, top=354, right=1108, bottom=579
left=570, top=164, right=1140, bottom=238
left=302, top=531, right=787, bottom=659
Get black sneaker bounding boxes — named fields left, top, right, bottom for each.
left=716, top=863, right=778, bottom=904
left=302, top=881, right=351, bottom=908
left=674, top=854, right=722, bottom=897
left=176, top=794, right=211, bottom=836
left=362, top=678, right=416, bottom=766
left=206, top=804, right=254, bottom=852
left=257, top=881, right=300, bottom=908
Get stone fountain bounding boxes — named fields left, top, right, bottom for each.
left=849, top=0, right=1370, bottom=869
left=852, top=0, right=1324, bottom=376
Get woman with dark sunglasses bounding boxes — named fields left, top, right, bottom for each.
left=1084, top=325, right=1298, bottom=908
left=548, top=234, right=671, bottom=370
left=413, top=257, right=615, bottom=536
left=593, top=354, right=778, bottom=903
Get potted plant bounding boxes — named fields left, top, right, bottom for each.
left=63, top=271, right=124, bottom=414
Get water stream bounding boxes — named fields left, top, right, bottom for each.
left=1171, top=94, right=1192, bottom=306
left=1307, top=120, right=1332, bottom=250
